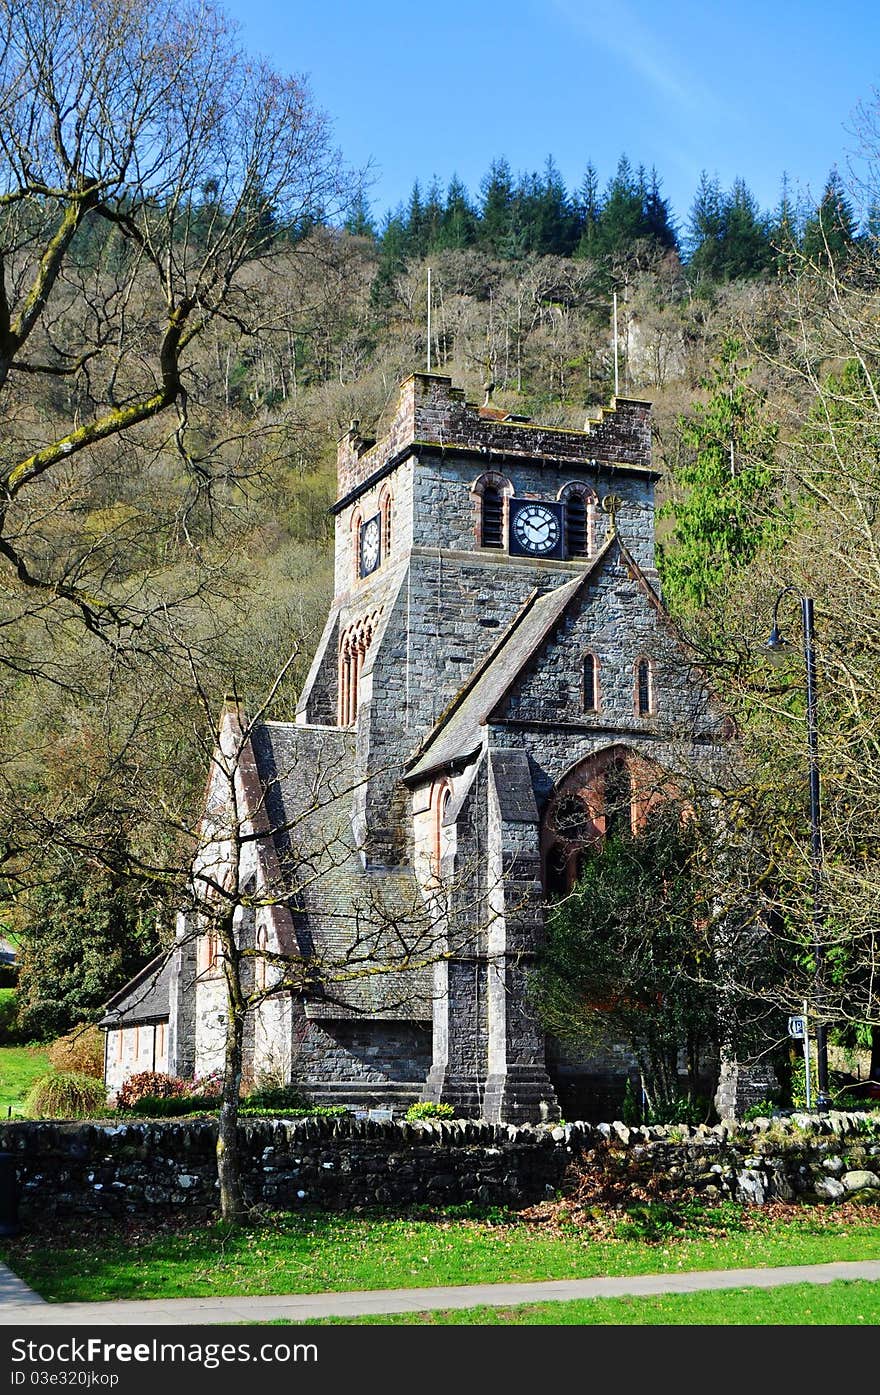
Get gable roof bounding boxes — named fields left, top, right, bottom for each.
left=99, top=952, right=172, bottom=1029
left=242, top=722, right=433, bottom=1021
left=404, top=539, right=621, bottom=782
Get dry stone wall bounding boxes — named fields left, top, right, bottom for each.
left=2, top=1111, right=878, bottom=1222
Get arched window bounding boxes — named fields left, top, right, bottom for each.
left=481, top=486, right=504, bottom=548
left=338, top=611, right=382, bottom=726
left=582, top=652, right=598, bottom=712
left=256, top=925, right=268, bottom=992
left=379, top=487, right=393, bottom=559
left=559, top=483, right=596, bottom=558
left=635, top=657, right=654, bottom=717
left=471, top=472, right=512, bottom=550
left=433, top=782, right=453, bottom=876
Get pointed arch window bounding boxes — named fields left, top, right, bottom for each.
left=636, top=657, right=654, bottom=717
left=582, top=652, right=598, bottom=712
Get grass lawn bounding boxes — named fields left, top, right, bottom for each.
left=3, top=1201, right=880, bottom=1304
left=307, top=1279, right=880, bottom=1325
left=0, top=1041, right=50, bottom=1117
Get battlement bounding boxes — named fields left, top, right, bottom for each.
left=337, top=373, right=653, bottom=501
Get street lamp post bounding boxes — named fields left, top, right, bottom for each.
left=765, top=587, right=832, bottom=1112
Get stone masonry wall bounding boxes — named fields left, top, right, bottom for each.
left=3, top=1112, right=878, bottom=1222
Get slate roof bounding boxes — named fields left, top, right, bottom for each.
left=99, top=952, right=172, bottom=1029
left=249, top=722, right=433, bottom=1021
left=405, top=539, right=615, bottom=782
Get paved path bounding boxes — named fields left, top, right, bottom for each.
left=2, top=1259, right=880, bottom=1325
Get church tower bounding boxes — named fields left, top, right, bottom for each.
left=297, top=373, right=658, bottom=865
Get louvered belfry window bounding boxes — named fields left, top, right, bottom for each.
left=566, top=494, right=588, bottom=556
left=637, top=658, right=652, bottom=716
left=481, top=486, right=504, bottom=548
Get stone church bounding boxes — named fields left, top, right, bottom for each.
left=102, top=372, right=735, bottom=1120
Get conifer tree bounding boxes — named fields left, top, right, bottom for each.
left=438, top=175, right=478, bottom=250
left=479, top=157, right=516, bottom=255
left=658, top=339, right=782, bottom=614
left=802, top=169, right=859, bottom=265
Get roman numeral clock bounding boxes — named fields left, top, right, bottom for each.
left=508, top=500, right=564, bottom=559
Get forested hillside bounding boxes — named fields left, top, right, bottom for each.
left=2, top=0, right=879, bottom=1058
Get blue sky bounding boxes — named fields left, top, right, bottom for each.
left=222, top=0, right=880, bottom=230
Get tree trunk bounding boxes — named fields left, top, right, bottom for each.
left=870, top=1024, right=880, bottom=1081
left=217, top=1008, right=247, bottom=1223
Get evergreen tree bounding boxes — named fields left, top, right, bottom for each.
left=768, top=174, right=800, bottom=270
left=435, top=174, right=477, bottom=250
left=644, top=165, right=678, bottom=252
left=686, top=171, right=726, bottom=279
left=479, top=157, right=516, bottom=255
left=802, top=169, right=858, bottom=265
left=531, top=805, right=718, bottom=1115
left=343, top=188, right=377, bottom=239
left=596, top=155, right=646, bottom=256
left=719, top=178, right=774, bottom=279
left=371, top=207, right=409, bottom=305
left=404, top=180, right=427, bottom=258
left=574, top=161, right=602, bottom=258
left=15, top=856, right=159, bottom=1040
left=658, top=339, right=782, bottom=614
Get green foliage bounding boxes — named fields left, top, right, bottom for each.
left=23, top=1071, right=107, bottom=1120
left=245, top=1084, right=311, bottom=1111
left=531, top=803, right=717, bottom=1116
left=127, top=1094, right=218, bottom=1117
left=686, top=174, right=774, bottom=281
left=620, top=1078, right=642, bottom=1126
left=658, top=339, right=783, bottom=614
left=14, top=857, right=160, bottom=1041
left=405, top=1102, right=456, bottom=1121
left=614, top=1202, right=680, bottom=1241
left=0, top=990, right=19, bottom=1045
left=742, top=1098, right=782, bottom=1122
left=647, top=1094, right=713, bottom=1126
left=802, top=170, right=858, bottom=266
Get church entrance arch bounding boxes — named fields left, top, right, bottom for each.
left=541, top=745, right=676, bottom=898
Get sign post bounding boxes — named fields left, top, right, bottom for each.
left=788, top=1004, right=812, bottom=1111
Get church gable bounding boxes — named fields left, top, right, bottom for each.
left=492, top=539, right=716, bottom=741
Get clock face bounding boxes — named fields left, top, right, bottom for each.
left=511, top=502, right=562, bottom=556
left=360, top=515, right=381, bottom=576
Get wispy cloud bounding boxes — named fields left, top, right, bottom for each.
left=546, top=0, right=724, bottom=120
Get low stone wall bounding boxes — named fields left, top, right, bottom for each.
left=1, top=1111, right=878, bottom=1221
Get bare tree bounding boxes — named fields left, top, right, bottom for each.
left=0, top=0, right=349, bottom=661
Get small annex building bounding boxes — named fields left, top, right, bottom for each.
left=101, top=372, right=752, bottom=1121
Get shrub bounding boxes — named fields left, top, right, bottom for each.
left=23, top=1071, right=107, bottom=1120
left=189, top=1071, right=224, bottom=1098
left=0, top=991, right=19, bottom=1044
left=128, top=1095, right=218, bottom=1117
left=742, top=1098, right=780, bottom=1123
left=405, top=1102, right=455, bottom=1121
left=245, top=1084, right=311, bottom=1111
left=117, top=1071, right=187, bottom=1111
left=47, top=1025, right=104, bottom=1079
left=647, top=1094, right=713, bottom=1126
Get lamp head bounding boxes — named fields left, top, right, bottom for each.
left=764, top=623, right=793, bottom=667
